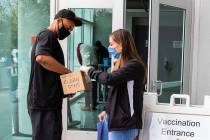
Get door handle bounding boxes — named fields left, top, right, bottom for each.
left=152, top=80, right=163, bottom=96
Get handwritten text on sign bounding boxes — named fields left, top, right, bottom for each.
left=60, top=72, right=88, bottom=94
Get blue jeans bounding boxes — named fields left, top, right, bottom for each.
left=109, top=129, right=139, bottom=140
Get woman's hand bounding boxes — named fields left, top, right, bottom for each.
left=80, top=65, right=92, bottom=75
left=98, top=111, right=106, bottom=122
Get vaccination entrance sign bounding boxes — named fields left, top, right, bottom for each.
left=143, top=112, right=210, bottom=140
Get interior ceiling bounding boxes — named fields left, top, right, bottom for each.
left=126, top=0, right=149, bottom=9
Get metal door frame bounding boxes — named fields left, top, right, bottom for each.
left=50, top=0, right=126, bottom=139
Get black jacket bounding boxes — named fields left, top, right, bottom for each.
left=88, top=59, right=145, bottom=131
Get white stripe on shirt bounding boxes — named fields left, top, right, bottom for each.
left=127, top=80, right=134, bottom=116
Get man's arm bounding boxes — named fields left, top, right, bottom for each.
left=36, top=55, right=71, bottom=74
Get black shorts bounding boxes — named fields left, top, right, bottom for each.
left=29, top=109, right=62, bottom=140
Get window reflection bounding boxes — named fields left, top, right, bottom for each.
left=0, top=0, right=50, bottom=139
left=0, top=0, right=19, bottom=138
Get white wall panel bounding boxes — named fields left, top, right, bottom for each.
left=191, top=0, right=210, bottom=104
left=59, top=0, right=113, bottom=9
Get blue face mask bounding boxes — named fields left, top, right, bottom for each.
left=108, top=47, right=121, bottom=59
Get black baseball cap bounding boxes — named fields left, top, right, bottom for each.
left=54, top=9, right=82, bottom=26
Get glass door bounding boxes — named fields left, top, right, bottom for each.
left=148, top=0, right=191, bottom=103
left=54, top=0, right=126, bottom=139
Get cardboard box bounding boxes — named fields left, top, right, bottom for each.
left=60, top=71, right=91, bottom=95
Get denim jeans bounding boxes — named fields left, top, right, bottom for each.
left=108, top=129, right=139, bottom=140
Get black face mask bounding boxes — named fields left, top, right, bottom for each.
left=58, top=19, right=70, bottom=40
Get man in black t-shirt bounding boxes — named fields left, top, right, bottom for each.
left=27, top=9, right=82, bottom=140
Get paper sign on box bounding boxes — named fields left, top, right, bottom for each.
left=60, top=71, right=90, bottom=95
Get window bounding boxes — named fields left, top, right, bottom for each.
left=0, top=0, right=50, bottom=139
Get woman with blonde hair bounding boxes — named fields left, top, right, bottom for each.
left=81, top=29, right=145, bottom=140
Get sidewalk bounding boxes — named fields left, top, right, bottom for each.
left=2, top=135, right=31, bottom=140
